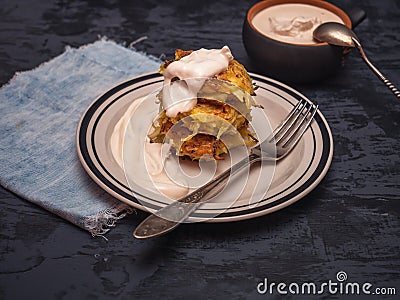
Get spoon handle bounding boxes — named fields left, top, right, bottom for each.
left=352, top=37, right=400, bottom=99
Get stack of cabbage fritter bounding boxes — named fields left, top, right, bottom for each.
left=148, top=49, right=259, bottom=160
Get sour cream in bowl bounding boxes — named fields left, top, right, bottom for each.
left=242, top=0, right=354, bottom=83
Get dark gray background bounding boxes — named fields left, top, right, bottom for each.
left=0, top=0, right=399, bottom=299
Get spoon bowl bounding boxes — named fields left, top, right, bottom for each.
left=313, top=22, right=400, bottom=99
left=313, top=22, right=358, bottom=47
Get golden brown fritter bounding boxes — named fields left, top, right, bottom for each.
left=179, top=134, right=227, bottom=160
left=151, top=48, right=257, bottom=160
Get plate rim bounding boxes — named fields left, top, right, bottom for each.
left=76, top=71, right=334, bottom=222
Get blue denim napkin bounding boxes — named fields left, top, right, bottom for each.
left=0, top=39, right=160, bottom=236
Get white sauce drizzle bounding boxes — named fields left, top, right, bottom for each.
left=162, top=46, right=233, bottom=117
left=110, top=98, right=145, bottom=168
left=110, top=97, right=189, bottom=199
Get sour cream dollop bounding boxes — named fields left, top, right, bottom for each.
left=252, top=3, right=345, bottom=45
left=162, top=46, right=233, bottom=117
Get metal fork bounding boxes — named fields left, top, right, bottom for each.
left=134, top=99, right=319, bottom=239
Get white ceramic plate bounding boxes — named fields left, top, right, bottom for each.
left=76, top=72, right=333, bottom=222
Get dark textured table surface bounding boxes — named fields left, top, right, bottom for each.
left=1, top=0, right=399, bottom=299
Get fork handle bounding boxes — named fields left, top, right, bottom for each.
left=133, top=153, right=261, bottom=239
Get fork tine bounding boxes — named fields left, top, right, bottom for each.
left=281, top=104, right=319, bottom=148
left=268, top=99, right=304, bottom=142
left=280, top=102, right=313, bottom=145
left=274, top=99, right=307, bottom=144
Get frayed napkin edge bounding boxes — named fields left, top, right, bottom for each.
left=83, top=202, right=136, bottom=239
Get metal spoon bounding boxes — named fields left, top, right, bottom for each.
left=313, top=22, right=400, bottom=99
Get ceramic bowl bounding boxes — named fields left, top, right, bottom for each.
left=242, top=0, right=364, bottom=83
